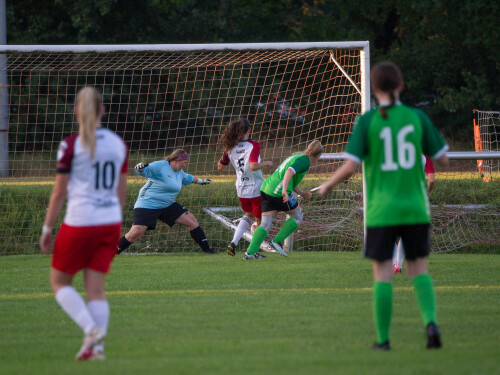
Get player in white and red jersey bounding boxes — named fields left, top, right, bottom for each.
left=40, top=87, right=128, bottom=361
left=218, top=118, right=273, bottom=256
left=393, top=155, right=436, bottom=273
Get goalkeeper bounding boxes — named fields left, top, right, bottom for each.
left=243, top=140, right=323, bottom=259
left=117, top=149, right=215, bottom=254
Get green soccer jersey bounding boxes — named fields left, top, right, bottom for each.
left=345, top=104, right=448, bottom=227
left=261, top=154, right=311, bottom=197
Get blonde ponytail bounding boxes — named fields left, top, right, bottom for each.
left=75, top=87, right=102, bottom=159
left=303, top=139, right=324, bottom=158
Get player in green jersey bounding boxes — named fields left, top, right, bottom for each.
left=318, top=62, right=449, bottom=350
left=243, top=140, right=323, bottom=259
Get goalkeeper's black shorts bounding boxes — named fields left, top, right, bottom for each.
left=133, top=202, right=188, bottom=230
left=363, top=223, right=431, bottom=261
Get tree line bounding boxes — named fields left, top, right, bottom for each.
left=7, top=0, right=500, bottom=143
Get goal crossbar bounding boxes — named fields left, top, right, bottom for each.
left=0, top=42, right=370, bottom=54
left=320, top=151, right=500, bottom=161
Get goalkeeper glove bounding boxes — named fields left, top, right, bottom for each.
left=135, top=163, right=149, bottom=173
left=196, top=178, right=211, bottom=185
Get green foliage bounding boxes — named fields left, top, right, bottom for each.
left=5, top=1, right=500, bottom=139
left=0, top=253, right=499, bottom=374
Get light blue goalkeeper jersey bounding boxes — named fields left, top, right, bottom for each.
left=134, top=160, right=194, bottom=209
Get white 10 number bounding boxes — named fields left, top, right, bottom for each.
left=380, top=125, right=416, bottom=171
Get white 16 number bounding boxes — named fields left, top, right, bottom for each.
left=380, top=125, right=416, bottom=171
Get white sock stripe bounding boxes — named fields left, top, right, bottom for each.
left=241, top=216, right=253, bottom=225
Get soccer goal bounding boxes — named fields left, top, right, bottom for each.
left=0, top=42, right=370, bottom=255
left=473, top=110, right=500, bottom=181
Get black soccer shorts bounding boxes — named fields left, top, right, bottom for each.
left=260, top=191, right=299, bottom=213
left=363, top=223, right=431, bottom=261
left=133, top=202, right=188, bottom=230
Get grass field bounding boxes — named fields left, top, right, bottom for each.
left=1, top=252, right=499, bottom=375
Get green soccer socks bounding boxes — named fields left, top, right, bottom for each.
left=272, top=217, right=299, bottom=244
left=373, top=281, right=393, bottom=345
left=246, top=226, right=267, bottom=255
left=412, top=273, right=438, bottom=326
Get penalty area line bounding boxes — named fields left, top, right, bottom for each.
left=1, top=284, right=499, bottom=300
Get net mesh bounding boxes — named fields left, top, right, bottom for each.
left=474, top=110, right=500, bottom=178
left=0, top=47, right=498, bottom=255
left=1, top=47, right=363, bottom=254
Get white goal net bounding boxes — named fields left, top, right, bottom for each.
left=474, top=110, right=500, bottom=179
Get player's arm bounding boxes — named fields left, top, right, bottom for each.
left=118, top=173, right=127, bottom=211
left=40, top=173, right=70, bottom=254
left=293, top=186, right=306, bottom=196
left=135, top=162, right=152, bottom=177
left=318, top=159, right=359, bottom=196
left=193, top=177, right=211, bottom=185
left=249, top=160, right=273, bottom=171
left=435, top=153, right=449, bottom=168
left=218, top=152, right=230, bottom=172
left=427, top=173, right=436, bottom=195
left=319, top=112, right=368, bottom=196
left=217, top=161, right=228, bottom=171
left=294, top=186, right=311, bottom=199
left=281, top=168, right=295, bottom=203
left=119, top=147, right=129, bottom=211
left=248, top=141, right=272, bottom=171
left=424, top=155, right=436, bottom=195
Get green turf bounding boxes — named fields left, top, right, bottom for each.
left=0, top=252, right=499, bottom=375
left=1, top=175, right=499, bottom=255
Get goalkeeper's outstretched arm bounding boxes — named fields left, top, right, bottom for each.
left=193, top=177, right=211, bottom=185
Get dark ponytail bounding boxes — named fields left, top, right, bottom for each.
left=219, top=118, right=251, bottom=152
left=371, top=62, right=403, bottom=119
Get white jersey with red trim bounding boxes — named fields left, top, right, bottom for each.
left=56, top=128, right=128, bottom=226
left=219, top=139, right=264, bottom=198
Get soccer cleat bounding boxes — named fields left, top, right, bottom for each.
left=371, top=341, right=391, bottom=351
left=88, top=348, right=106, bottom=361
left=426, top=322, right=442, bottom=349
left=203, top=248, right=216, bottom=254
left=243, top=252, right=267, bottom=260
left=227, top=242, right=236, bottom=256
left=75, top=327, right=106, bottom=361
left=393, top=265, right=402, bottom=274
left=269, top=241, right=287, bottom=257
